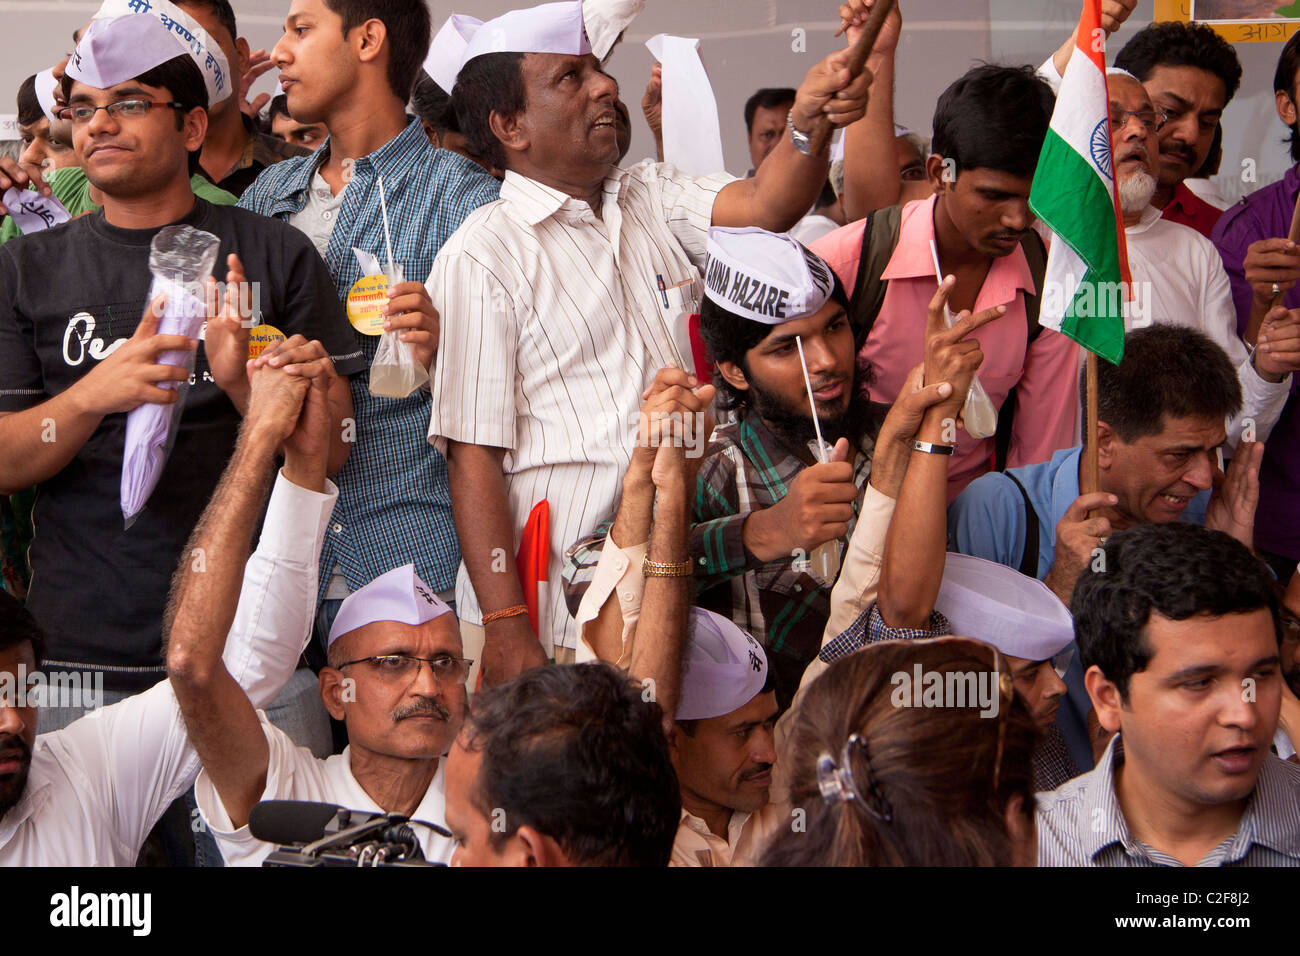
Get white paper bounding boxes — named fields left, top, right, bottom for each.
left=645, top=34, right=725, bottom=176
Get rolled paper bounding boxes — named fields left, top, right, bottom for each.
left=645, top=34, right=725, bottom=176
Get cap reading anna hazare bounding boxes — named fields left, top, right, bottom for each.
left=704, top=226, right=836, bottom=325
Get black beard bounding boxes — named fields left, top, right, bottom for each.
left=0, top=733, right=32, bottom=820
left=750, top=378, right=877, bottom=456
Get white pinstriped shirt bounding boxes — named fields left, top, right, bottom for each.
left=1036, top=735, right=1300, bottom=867
left=427, top=162, right=734, bottom=652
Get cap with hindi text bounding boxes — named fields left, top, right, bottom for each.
left=67, top=0, right=230, bottom=108
left=676, top=608, right=769, bottom=721
left=327, top=564, right=454, bottom=648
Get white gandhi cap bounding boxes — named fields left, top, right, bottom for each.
left=327, top=564, right=454, bottom=649
left=676, top=608, right=769, bottom=721
left=935, top=553, right=1074, bottom=662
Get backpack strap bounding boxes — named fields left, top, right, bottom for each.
left=847, top=204, right=904, bottom=348
left=1002, top=472, right=1041, bottom=578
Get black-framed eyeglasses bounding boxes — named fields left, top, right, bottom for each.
left=335, top=654, right=473, bottom=684
left=57, top=99, right=186, bottom=124
left=1109, top=107, right=1169, bottom=134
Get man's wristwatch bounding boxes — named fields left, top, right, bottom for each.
left=787, top=109, right=813, bottom=156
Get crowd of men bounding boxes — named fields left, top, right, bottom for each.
left=0, top=0, right=1298, bottom=868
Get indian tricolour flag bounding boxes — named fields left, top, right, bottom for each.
left=1029, top=0, right=1130, bottom=365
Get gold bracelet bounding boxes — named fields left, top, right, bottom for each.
left=642, top=556, right=695, bottom=578
left=481, top=604, right=529, bottom=625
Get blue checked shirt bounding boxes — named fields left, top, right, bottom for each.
left=238, top=117, right=501, bottom=597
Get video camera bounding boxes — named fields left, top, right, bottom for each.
left=249, top=800, right=450, bottom=867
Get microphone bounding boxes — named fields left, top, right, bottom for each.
left=248, top=800, right=345, bottom=846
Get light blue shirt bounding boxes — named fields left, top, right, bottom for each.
left=947, top=445, right=1210, bottom=770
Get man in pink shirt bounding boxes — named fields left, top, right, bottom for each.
left=812, top=65, right=1079, bottom=499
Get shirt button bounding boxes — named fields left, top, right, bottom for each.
left=322, top=210, right=333, bottom=220
left=622, top=592, right=635, bottom=602
left=331, top=523, right=343, bottom=533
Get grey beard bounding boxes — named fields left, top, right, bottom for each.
left=1118, top=169, right=1157, bottom=215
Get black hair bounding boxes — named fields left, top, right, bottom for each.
left=410, top=70, right=459, bottom=134
left=16, top=75, right=41, bottom=128
left=452, top=52, right=526, bottom=172
left=744, top=88, right=796, bottom=133
left=176, top=0, right=238, bottom=47
left=1072, top=523, right=1281, bottom=701
left=1115, top=21, right=1242, bottom=105
left=323, top=0, right=432, bottom=101
left=462, top=662, right=680, bottom=866
left=1083, top=324, right=1241, bottom=443
left=931, top=63, right=1054, bottom=179
left=1274, top=32, right=1300, bottom=165
left=62, top=53, right=208, bottom=177
left=0, top=590, right=44, bottom=663
left=698, top=269, right=854, bottom=412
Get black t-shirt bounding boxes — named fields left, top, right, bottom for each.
left=0, top=198, right=365, bottom=691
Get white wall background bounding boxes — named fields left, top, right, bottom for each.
left=0, top=0, right=1292, bottom=194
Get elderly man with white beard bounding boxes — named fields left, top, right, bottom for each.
left=1105, top=69, right=1299, bottom=446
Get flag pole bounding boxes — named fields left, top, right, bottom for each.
left=1084, top=352, right=1099, bottom=495
left=1268, top=192, right=1300, bottom=313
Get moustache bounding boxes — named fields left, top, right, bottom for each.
left=0, top=732, right=31, bottom=767
left=392, top=698, right=451, bottom=723
left=739, top=762, right=774, bottom=782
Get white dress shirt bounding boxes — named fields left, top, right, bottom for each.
left=0, top=472, right=337, bottom=866
left=194, top=712, right=455, bottom=867
left=427, top=160, right=733, bottom=653
left=1125, top=205, right=1291, bottom=445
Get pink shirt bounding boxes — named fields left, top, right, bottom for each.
left=810, top=197, right=1080, bottom=500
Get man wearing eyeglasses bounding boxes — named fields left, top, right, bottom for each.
left=1046, top=13, right=1241, bottom=240
left=1105, top=69, right=1297, bottom=447
left=0, top=3, right=362, bottom=740
left=180, top=558, right=468, bottom=865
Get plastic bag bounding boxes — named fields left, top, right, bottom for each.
left=351, top=248, right=429, bottom=398
left=120, top=224, right=221, bottom=526
left=803, top=438, right=843, bottom=587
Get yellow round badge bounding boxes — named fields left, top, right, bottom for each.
left=346, top=273, right=390, bottom=335
left=247, top=324, right=287, bottom=360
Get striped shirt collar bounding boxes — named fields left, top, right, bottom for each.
left=500, top=165, right=634, bottom=226
left=1079, top=735, right=1300, bottom=865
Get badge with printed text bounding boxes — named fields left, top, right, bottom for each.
left=247, top=324, right=286, bottom=360
left=346, top=274, right=389, bottom=335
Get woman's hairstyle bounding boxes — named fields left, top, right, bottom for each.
left=762, top=637, right=1037, bottom=866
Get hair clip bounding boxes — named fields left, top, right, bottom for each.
left=816, top=733, right=892, bottom=822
